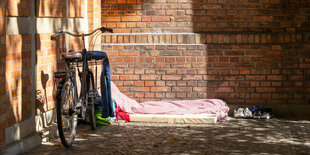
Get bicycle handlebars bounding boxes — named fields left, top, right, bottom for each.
left=100, top=27, right=113, bottom=33
left=51, top=27, right=113, bottom=40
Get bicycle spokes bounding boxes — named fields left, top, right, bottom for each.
left=57, top=79, right=77, bottom=147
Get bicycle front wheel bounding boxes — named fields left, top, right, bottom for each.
left=56, top=78, right=77, bottom=148
left=87, top=75, right=96, bottom=131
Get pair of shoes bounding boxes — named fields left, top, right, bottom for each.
left=253, top=110, right=261, bottom=119
left=261, top=112, right=271, bottom=119
left=253, top=110, right=273, bottom=119
left=234, top=108, right=244, bottom=118
left=244, top=108, right=253, bottom=118
left=234, top=108, right=253, bottom=118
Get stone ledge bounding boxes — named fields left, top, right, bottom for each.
left=101, top=32, right=310, bottom=44
left=1, top=132, right=41, bottom=155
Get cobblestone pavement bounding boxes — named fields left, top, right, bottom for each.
left=27, top=118, right=310, bottom=155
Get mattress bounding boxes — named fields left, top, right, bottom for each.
left=129, top=113, right=217, bottom=124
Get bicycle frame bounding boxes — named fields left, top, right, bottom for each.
left=53, top=27, right=113, bottom=118
left=80, top=39, right=89, bottom=118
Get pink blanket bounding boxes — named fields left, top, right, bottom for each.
left=111, top=81, right=230, bottom=121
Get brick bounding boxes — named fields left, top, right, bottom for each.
left=102, top=16, right=121, bottom=22
left=267, top=75, right=285, bottom=80
left=202, top=4, right=222, bottom=9
left=155, top=93, right=165, bottom=98
left=175, top=92, right=186, bottom=98
left=162, top=75, right=182, bottom=81
left=235, top=87, right=255, bottom=93
left=288, top=75, right=304, bottom=81
left=172, top=87, right=192, bottom=92
left=144, top=81, right=155, bottom=86
left=261, top=82, right=271, bottom=86
left=175, top=57, right=185, bottom=63
left=176, top=81, right=186, bottom=87
left=183, top=75, right=202, bottom=80
left=193, top=87, right=207, bottom=92
left=123, top=81, right=133, bottom=86
left=165, top=69, right=175, bottom=74
left=256, top=87, right=277, bottom=93
left=165, top=93, right=175, bottom=98
left=134, top=81, right=144, bottom=86
left=141, top=75, right=160, bottom=80
left=185, top=92, right=197, bottom=98
left=246, top=75, right=266, bottom=80
left=119, top=75, right=140, bottom=80
left=224, top=51, right=244, bottom=56
left=165, top=57, right=175, bottom=63
left=135, top=92, right=144, bottom=98
left=130, top=87, right=149, bottom=92
left=119, top=51, right=138, bottom=56
left=144, top=92, right=154, bottom=98
left=134, top=57, right=144, bottom=62
left=204, top=75, right=223, bottom=80
left=142, top=16, right=151, bottom=22
left=240, top=69, right=250, bottom=74
left=122, top=16, right=141, bottom=22
left=267, top=51, right=285, bottom=56
left=151, top=87, right=171, bottom=92
left=151, top=16, right=170, bottom=22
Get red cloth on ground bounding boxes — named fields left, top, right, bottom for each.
left=117, top=107, right=130, bottom=122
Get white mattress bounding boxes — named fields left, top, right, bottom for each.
left=129, top=113, right=217, bottom=124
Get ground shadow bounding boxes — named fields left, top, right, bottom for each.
left=26, top=120, right=310, bottom=154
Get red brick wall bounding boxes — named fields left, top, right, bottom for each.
left=202, top=33, right=310, bottom=104
left=0, top=2, right=6, bottom=149
left=191, top=0, right=310, bottom=33
left=88, top=0, right=101, bottom=50
left=37, top=0, right=66, bottom=17
left=101, top=0, right=310, bottom=104
left=5, top=34, right=33, bottom=123
left=36, top=34, right=66, bottom=113
left=35, top=0, right=87, bottom=114
left=7, top=0, right=31, bottom=16
left=1, top=0, right=34, bottom=149
left=192, top=0, right=310, bottom=104
left=0, top=0, right=86, bottom=150
left=69, top=0, right=84, bottom=17
left=88, top=0, right=101, bottom=32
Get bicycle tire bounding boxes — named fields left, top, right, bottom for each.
left=87, top=74, right=96, bottom=131
left=56, top=78, right=77, bottom=148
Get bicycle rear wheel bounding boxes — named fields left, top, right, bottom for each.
left=87, top=75, right=96, bottom=131
left=56, top=78, right=77, bottom=148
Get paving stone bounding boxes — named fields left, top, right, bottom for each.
left=26, top=119, right=310, bottom=155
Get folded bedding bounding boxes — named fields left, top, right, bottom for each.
left=110, top=81, right=230, bottom=122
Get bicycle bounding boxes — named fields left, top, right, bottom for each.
left=52, top=27, right=113, bottom=147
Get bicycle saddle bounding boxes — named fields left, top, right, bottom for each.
left=61, top=52, right=82, bottom=61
